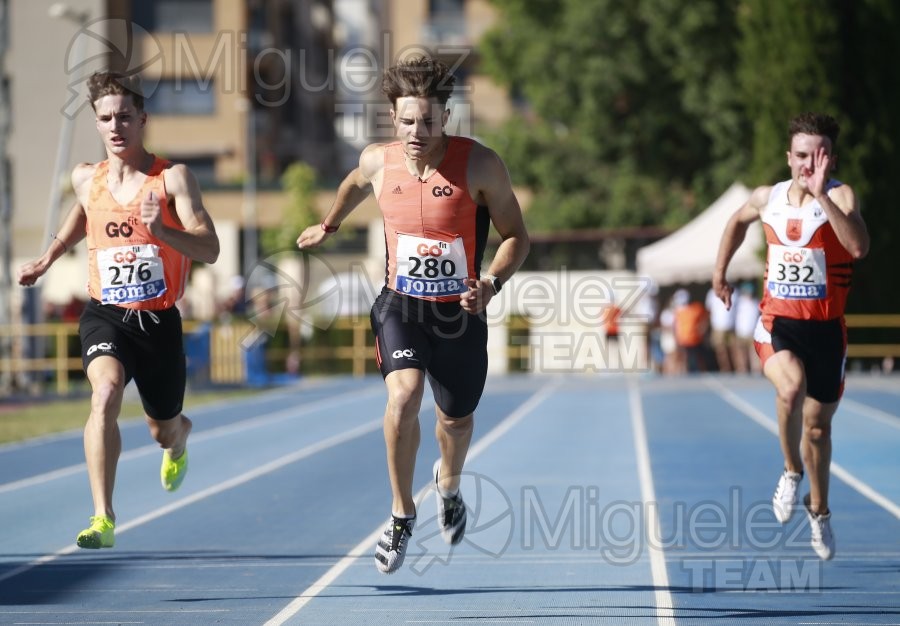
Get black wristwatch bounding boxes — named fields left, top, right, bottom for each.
left=483, top=274, right=502, bottom=295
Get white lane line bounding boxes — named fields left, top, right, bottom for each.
left=628, top=378, right=675, bottom=626
left=0, top=385, right=384, bottom=493
left=0, top=417, right=384, bottom=585
left=707, top=378, right=900, bottom=519
left=840, top=398, right=900, bottom=431
left=263, top=379, right=561, bottom=626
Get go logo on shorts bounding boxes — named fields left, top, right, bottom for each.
left=392, top=348, right=416, bottom=359
left=86, top=342, right=116, bottom=356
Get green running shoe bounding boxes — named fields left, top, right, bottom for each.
left=76, top=515, right=115, bottom=549
left=161, top=448, right=188, bottom=492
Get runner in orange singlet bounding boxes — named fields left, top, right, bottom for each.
left=18, top=71, right=219, bottom=549
left=713, top=113, right=869, bottom=561
left=297, top=56, right=530, bottom=574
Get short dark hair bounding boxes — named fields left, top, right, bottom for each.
left=381, top=56, right=456, bottom=108
left=87, top=71, right=144, bottom=112
left=788, top=112, right=840, bottom=151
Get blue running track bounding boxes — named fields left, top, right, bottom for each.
left=1, top=373, right=898, bottom=625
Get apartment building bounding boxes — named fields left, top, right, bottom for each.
left=3, top=0, right=509, bottom=322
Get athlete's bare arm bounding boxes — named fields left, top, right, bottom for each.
left=807, top=147, right=868, bottom=259
left=296, top=143, right=384, bottom=250
left=713, top=185, right=771, bottom=310
left=149, top=164, right=219, bottom=264
left=461, top=143, right=530, bottom=314
left=17, top=163, right=94, bottom=286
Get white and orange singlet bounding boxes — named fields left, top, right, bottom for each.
left=759, top=179, right=854, bottom=326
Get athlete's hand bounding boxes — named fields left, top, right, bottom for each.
left=296, top=224, right=329, bottom=249
left=460, top=277, right=493, bottom=314
left=804, top=147, right=831, bottom=199
left=141, top=190, right=164, bottom=237
left=712, top=274, right=734, bottom=310
left=17, top=257, right=49, bottom=287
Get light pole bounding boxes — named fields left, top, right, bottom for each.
left=43, top=3, right=90, bottom=250
left=0, top=0, right=12, bottom=391
left=237, top=96, right=258, bottom=276
left=20, top=3, right=90, bottom=391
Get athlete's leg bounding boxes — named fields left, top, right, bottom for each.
left=801, top=397, right=839, bottom=514
left=146, top=412, right=192, bottom=459
left=434, top=408, right=473, bottom=494
left=384, top=368, right=425, bottom=516
left=84, top=355, right=126, bottom=521
left=762, top=350, right=806, bottom=473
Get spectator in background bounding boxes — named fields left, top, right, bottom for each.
left=600, top=300, right=622, bottom=369
left=673, top=289, right=709, bottom=373
left=219, top=275, right=247, bottom=319
left=732, top=282, right=761, bottom=374
left=658, top=292, right=681, bottom=374
left=706, top=285, right=737, bottom=372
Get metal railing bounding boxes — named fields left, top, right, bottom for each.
left=1, top=314, right=898, bottom=394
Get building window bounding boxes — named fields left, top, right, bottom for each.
left=178, top=157, right=217, bottom=186
left=131, top=0, right=213, bottom=33
left=145, top=79, right=215, bottom=115
left=425, top=0, right=466, bottom=44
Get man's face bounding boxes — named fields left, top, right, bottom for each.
left=786, top=132, right=833, bottom=190
left=391, top=96, right=448, bottom=160
left=93, top=94, right=145, bottom=154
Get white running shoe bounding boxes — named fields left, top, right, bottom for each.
left=374, top=515, right=415, bottom=574
left=772, top=470, right=803, bottom=523
left=804, top=495, right=835, bottom=561
left=433, top=460, right=467, bottom=545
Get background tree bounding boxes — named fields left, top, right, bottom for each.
left=835, top=0, right=900, bottom=312
left=261, top=162, right=320, bottom=256
left=737, top=0, right=900, bottom=312
left=482, top=0, right=900, bottom=315
left=479, top=0, right=744, bottom=231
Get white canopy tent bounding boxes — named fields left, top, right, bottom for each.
left=637, top=182, right=763, bottom=285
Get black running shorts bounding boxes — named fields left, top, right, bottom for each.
left=79, top=299, right=186, bottom=420
left=370, top=287, right=488, bottom=418
left=770, top=316, right=847, bottom=404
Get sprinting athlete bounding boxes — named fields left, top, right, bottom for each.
left=297, top=56, right=530, bottom=574
left=713, top=112, right=869, bottom=560
left=18, top=71, right=219, bottom=549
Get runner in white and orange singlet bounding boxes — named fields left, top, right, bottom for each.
left=713, top=112, right=869, bottom=561
left=297, top=56, right=530, bottom=574
left=18, top=71, right=219, bottom=549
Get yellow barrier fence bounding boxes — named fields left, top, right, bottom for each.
left=1, top=314, right=898, bottom=394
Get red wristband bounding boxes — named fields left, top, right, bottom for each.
left=321, top=222, right=339, bottom=233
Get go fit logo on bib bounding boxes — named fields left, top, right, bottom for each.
left=417, top=242, right=448, bottom=257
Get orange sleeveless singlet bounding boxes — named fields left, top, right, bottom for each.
left=86, top=157, right=190, bottom=310
left=377, top=137, right=488, bottom=302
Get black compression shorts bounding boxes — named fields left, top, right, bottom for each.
left=80, top=299, right=186, bottom=420
left=370, top=287, right=488, bottom=418
left=770, top=316, right=846, bottom=403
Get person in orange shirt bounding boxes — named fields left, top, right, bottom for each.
left=18, top=71, right=219, bottom=549
left=297, top=56, right=530, bottom=574
left=601, top=302, right=622, bottom=368
left=713, top=112, right=869, bottom=560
